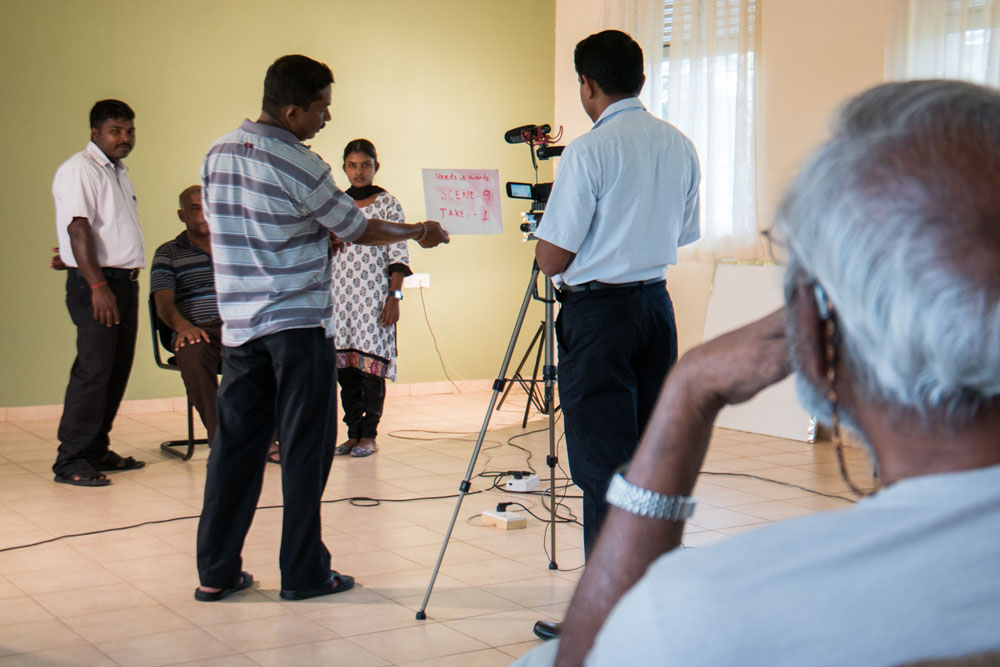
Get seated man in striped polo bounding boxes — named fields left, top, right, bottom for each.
left=150, top=185, right=221, bottom=445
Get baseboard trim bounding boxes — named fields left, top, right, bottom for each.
left=1, top=379, right=496, bottom=423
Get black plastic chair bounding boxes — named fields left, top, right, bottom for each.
left=148, top=296, right=209, bottom=461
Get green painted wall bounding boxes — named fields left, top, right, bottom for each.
left=0, top=0, right=555, bottom=407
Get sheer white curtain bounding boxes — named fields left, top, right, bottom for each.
left=602, top=0, right=761, bottom=261
left=888, top=0, right=1000, bottom=85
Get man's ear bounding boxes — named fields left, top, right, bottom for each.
left=580, top=75, right=597, bottom=101
left=791, top=279, right=829, bottom=385
left=280, top=104, right=299, bottom=127
left=177, top=209, right=185, bottom=224
left=90, top=126, right=99, bottom=142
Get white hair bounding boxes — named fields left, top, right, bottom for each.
left=776, top=79, right=1000, bottom=423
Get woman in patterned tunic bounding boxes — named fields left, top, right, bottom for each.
left=332, top=139, right=411, bottom=457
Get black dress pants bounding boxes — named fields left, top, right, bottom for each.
left=197, top=327, right=338, bottom=591
left=337, top=366, right=386, bottom=439
left=556, top=283, right=677, bottom=558
left=54, top=273, right=139, bottom=476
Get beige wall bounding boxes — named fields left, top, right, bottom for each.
left=1, top=0, right=903, bottom=409
left=0, top=0, right=555, bottom=408
left=554, top=0, right=895, bottom=353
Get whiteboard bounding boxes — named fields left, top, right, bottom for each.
left=702, top=264, right=812, bottom=441
left=421, top=168, right=502, bottom=235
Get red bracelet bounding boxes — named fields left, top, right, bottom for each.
left=90, top=281, right=108, bottom=290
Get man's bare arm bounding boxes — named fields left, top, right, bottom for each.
left=535, top=239, right=574, bottom=276
left=354, top=219, right=449, bottom=248
left=67, top=218, right=119, bottom=327
left=554, top=309, right=791, bottom=667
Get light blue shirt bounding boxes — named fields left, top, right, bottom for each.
left=535, top=97, right=700, bottom=288
left=514, top=463, right=1000, bottom=666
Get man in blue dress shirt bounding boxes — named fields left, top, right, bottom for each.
left=533, top=31, right=700, bottom=638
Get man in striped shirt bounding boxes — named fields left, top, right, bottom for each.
left=195, top=54, right=449, bottom=603
left=150, top=185, right=221, bottom=444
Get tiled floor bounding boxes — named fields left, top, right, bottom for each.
left=0, top=386, right=876, bottom=666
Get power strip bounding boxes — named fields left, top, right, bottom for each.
left=481, top=510, right=528, bottom=530
left=506, top=474, right=540, bottom=492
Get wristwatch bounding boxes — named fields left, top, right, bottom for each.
left=605, top=465, right=697, bottom=521
left=389, top=289, right=403, bottom=300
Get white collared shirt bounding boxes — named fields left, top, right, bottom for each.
left=535, top=98, right=700, bottom=288
left=52, top=141, right=145, bottom=269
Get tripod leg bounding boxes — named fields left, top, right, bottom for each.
left=496, top=324, right=544, bottom=411
left=521, top=326, right=547, bottom=428
left=417, top=264, right=542, bottom=619
left=543, top=277, right=560, bottom=569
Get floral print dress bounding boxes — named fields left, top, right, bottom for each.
left=331, top=191, right=409, bottom=381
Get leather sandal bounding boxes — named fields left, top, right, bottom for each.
left=194, top=571, right=254, bottom=602
left=98, top=451, right=145, bottom=471
left=280, top=570, right=355, bottom=601
left=54, top=471, right=110, bottom=487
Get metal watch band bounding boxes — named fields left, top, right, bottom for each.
left=390, top=289, right=403, bottom=300
left=605, top=471, right=697, bottom=521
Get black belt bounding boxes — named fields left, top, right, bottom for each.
left=68, top=267, right=141, bottom=282
left=558, top=278, right=665, bottom=296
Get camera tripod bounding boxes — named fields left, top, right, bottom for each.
left=416, top=260, right=560, bottom=620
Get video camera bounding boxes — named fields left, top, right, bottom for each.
left=503, top=124, right=563, bottom=238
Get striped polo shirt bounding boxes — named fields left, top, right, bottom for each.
left=150, top=232, right=219, bottom=324
left=201, top=119, right=368, bottom=346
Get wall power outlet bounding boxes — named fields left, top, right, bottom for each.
left=404, top=273, right=430, bottom=289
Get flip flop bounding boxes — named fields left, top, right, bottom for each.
left=54, top=471, right=110, bottom=487
left=279, top=570, right=355, bottom=601
left=350, top=441, right=378, bottom=457
left=334, top=440, right=358, bottom=456
left=194, top=571, right=254, bottom=602
left=97, top=451, right=145, bottom=471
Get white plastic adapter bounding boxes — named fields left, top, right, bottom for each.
left=505, top=474, right=540, bottom=492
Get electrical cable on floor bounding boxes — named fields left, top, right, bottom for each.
left=0, top=489, right=486, bottom=554
left=699, top=471, right=858, bottom=503
left=1, top=420, right=860, bottom=556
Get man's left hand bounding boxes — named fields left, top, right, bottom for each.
left=173, top=323, right=210, bottom=351
left=50, top=247, right=67, bottom=271
left=379, top=297, right=400, bottom=326
left=329, top=233, right=349, bottom=256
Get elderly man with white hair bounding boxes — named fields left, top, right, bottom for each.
left=515, top=79, right=1000, bottom=667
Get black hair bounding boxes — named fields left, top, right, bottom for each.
left=574, top=30, right=644, bottom=96
left=262, top=54, right=335, bottom=117
left=89, top=99, right=135, bottom=129
left=343, top=138, right=378, bottom=166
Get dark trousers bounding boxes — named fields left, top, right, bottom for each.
left=556, top=283, right=677, bottom=558
left=196, top=327, right=337, bottom=591
left=174, top=320, right=222, bottom=444
left=337, top=366, right=386, bottom=439
left=54, top=274, right=139, bottom=476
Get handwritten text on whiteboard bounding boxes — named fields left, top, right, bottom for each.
left=421, top=168, right=502, bottom=235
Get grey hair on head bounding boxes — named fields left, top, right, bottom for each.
left=776, top=79, right=1000, bottom=423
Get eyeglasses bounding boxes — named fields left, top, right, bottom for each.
left=759, top=227, right=789, bottom=265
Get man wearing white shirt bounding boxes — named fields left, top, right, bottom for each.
left=533, top=29, right=700, bottom=595
left=51, top=99, right=146, bottom=486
